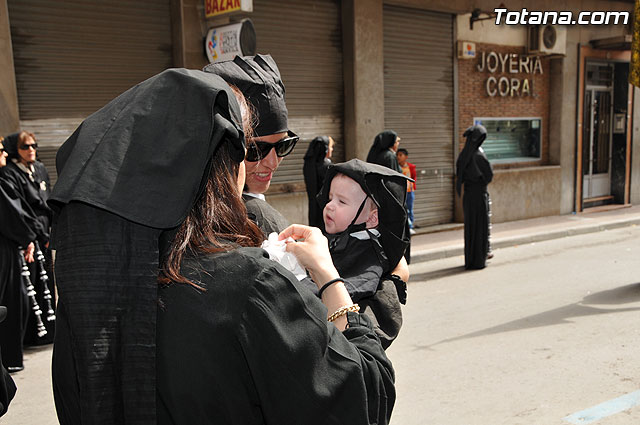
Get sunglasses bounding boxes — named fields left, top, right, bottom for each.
left=0, top=148, right=5, bottom=153
left=19, top=143, right=38, bottom=150
left=245, top=131, right=299, bottom=162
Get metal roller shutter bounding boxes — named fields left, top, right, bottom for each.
left=250, top=0, right=343, bottom=186
left=383, top=6, right=454, bottom=226
left=9, top=0, right=172, bottom=187
left=8, top=0, right=173, bottom=120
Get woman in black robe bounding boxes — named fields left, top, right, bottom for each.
left=49, top=67, right=395, bottom=424
left=0, top=138, right=44, bottom=371
left=367, top=130, right=410, bottom=262
left=1, top=131, right=55, bottom=344
left=456, top=125, right=494, bottom=270
left=366, top=130, right=402, bottom=173
left=303, top=135, right=333, bottom=227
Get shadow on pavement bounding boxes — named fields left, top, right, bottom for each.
left=409, top=265, right=468, bottom=282
left=416, top=282, right=640, bottom=350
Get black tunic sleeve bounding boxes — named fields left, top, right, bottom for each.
left=375, top=150, right=401, bottom=173
left=238, top=262, right=395, bottom=425
left=0, top=181, right=40, bottom=247
left=476, top=150, right=494, bottom=185
left=243, top=195, right=291, bottom=236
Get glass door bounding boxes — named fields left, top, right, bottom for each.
left=582, top=88, right=613, bottom=200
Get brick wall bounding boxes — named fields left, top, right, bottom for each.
left=458, top=42, right=551, bottom=169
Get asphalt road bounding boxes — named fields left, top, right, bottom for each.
left=388, top=225, right=640, bottom=425
left=4, top=225, right=639, bottom=424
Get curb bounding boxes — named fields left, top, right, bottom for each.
left=410, top=217, right=640, bottom=264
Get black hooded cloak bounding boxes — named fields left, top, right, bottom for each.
left=317, top=159, right=410, bottom=347
left=456, top=125, right=493, bottom=270
left=303, top=136, right=331, bottom=227
left=48, top=68, right=246, bottom=424
left=366, top=130, right=401, bottom=173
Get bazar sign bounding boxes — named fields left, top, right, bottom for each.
left=204, top=0, right=252, bottom=18
left=476, top=50, right=543, bottom=97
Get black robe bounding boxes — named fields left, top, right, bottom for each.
left=303, top=136, right=331, bottom=227
left=0, top=307, right=17, bottom=417
left=456, top=125, right=493, bottom=270
left=243, top=194, right=290, bottom=237
left=157, top=248, right=395, bottom=425
left=366, top=130, right=401, bottom=173
left=0, top=161, right=52, bottom=244
left=0, top=159, right=55, bottom=344
left=0, top=179, right=42, bottom=368
left=49, top=68, right=247, bottom=424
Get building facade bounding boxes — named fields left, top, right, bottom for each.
left=1, top=0, right=638, bottom=226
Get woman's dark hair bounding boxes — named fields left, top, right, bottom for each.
left=160, top=141, right=263, bottom=289
left=160, top=86, right=263, bottom=289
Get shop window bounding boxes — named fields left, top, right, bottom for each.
left=473, top=118, right=542, bottom=162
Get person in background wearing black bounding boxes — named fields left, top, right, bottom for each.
left=1, top=131, right=55, bottom=344
left=0, top=137, right=45, bottom=373
left=366, top=130, right=402, bottom=173
left=367, top=130, right=410, bottom=262
left=303, top=135, right=334, bottom=227
left=456, top=124, right=494, bottom=270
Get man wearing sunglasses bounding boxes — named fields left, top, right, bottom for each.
left=205, top=55, right=299, bottom=236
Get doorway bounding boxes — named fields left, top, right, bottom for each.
left=576, top=50, right=632, bottom=212
left=582, top=83, right=613, bottom=202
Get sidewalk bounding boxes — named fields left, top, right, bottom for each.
left=410, top=204, right=640, bottom=264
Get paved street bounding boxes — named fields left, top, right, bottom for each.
left=3, top=225, right=639, bottom=424
left=389, top=225, right=640, bottom=425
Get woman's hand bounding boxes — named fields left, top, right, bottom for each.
left=279, top=224, right=354, bottom=331
left=24, top=242, right=35, bottom=263
left=279, top=225, right=338, bottom=287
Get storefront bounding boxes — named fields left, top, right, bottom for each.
left=456, top=18, right=559, bottom=223
left=455, top=7, right=635, bottom=223
left=2, top=0, right=637, bottom=225
left=576, top=46, right=632, bottom=211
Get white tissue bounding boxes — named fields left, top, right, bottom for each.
left=261, top=233, right=308, bottom=281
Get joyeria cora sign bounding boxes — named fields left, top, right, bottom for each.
left=476, top=50, right=543, bottom=97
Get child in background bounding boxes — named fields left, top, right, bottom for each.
left=396, top=148, right=416, bottom=232
left=317, top=159, right=412, bottom=347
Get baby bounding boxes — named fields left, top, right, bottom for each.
left=318, top=158, right=411, bottom=305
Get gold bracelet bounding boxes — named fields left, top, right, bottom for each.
left=327, top=304, right=360, bottom=322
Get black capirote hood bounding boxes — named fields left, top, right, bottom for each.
left=203, top=54, right=288, bottom=137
